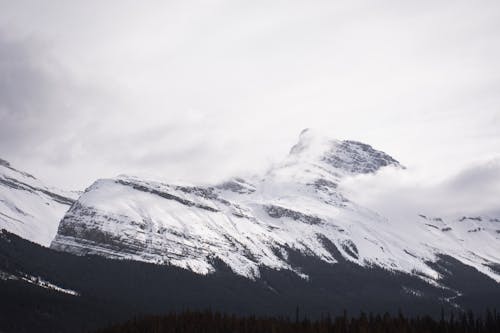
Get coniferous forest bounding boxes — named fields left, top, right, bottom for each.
left=96, top=309, right=500, bottom=333
left=1, top=231, right=500, bottom=333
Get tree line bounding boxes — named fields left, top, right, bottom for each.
left=95, top=308, right=500, bottom=333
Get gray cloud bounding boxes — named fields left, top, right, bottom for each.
left=339, top=157, right=500, bottom=221
left=0, top=35, right=61, bottom=145
left=0, top=1, right=499, bottom=190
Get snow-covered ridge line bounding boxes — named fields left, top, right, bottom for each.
left=49, top=130, right=500, bottom=284
left=115, top=178, right=220, bottom=212
left=0, top=158, right=36, bottom=180
left=0, top=175, right=75, bottom=205
left=0, top=158, right=79, bottom=246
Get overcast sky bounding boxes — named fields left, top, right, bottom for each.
left=1, top=0, right=499, bottom=191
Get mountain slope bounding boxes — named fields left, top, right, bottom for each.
left=0, top=158, right=78, bottom=246
left=3, top=230, right=500, bottom=333
left=50, top=129, right=500, bottom=285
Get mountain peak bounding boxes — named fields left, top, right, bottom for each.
left=287, top=129, right=402, bottom=175
left=322, top=140, right=402, bottom=174
left=289, top=128, right=340, bottom=156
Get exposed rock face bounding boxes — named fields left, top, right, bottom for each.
left=323, top=140, right=401, bottom=174
left=0, top=158, right=78, bottom=246
left=50, top=130, right=500, bottom=284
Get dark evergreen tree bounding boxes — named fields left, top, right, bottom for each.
left=94, top=308, right=500, bottom=333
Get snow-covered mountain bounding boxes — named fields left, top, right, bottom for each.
left=50, top=129, right=500, bottom=284
left=0, top=158, right=78, bottom=246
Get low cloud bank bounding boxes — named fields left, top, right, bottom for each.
left=339, top=157, right=500, bottom=221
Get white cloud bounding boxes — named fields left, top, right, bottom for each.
left=339, top=157, right=500, bottom=221
left=0, top=1, right=499, bottom=190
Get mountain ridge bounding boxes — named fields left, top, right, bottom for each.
left=0, top=158, right=78, bottom=246
left=49, top=130, right=500, bottom=284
